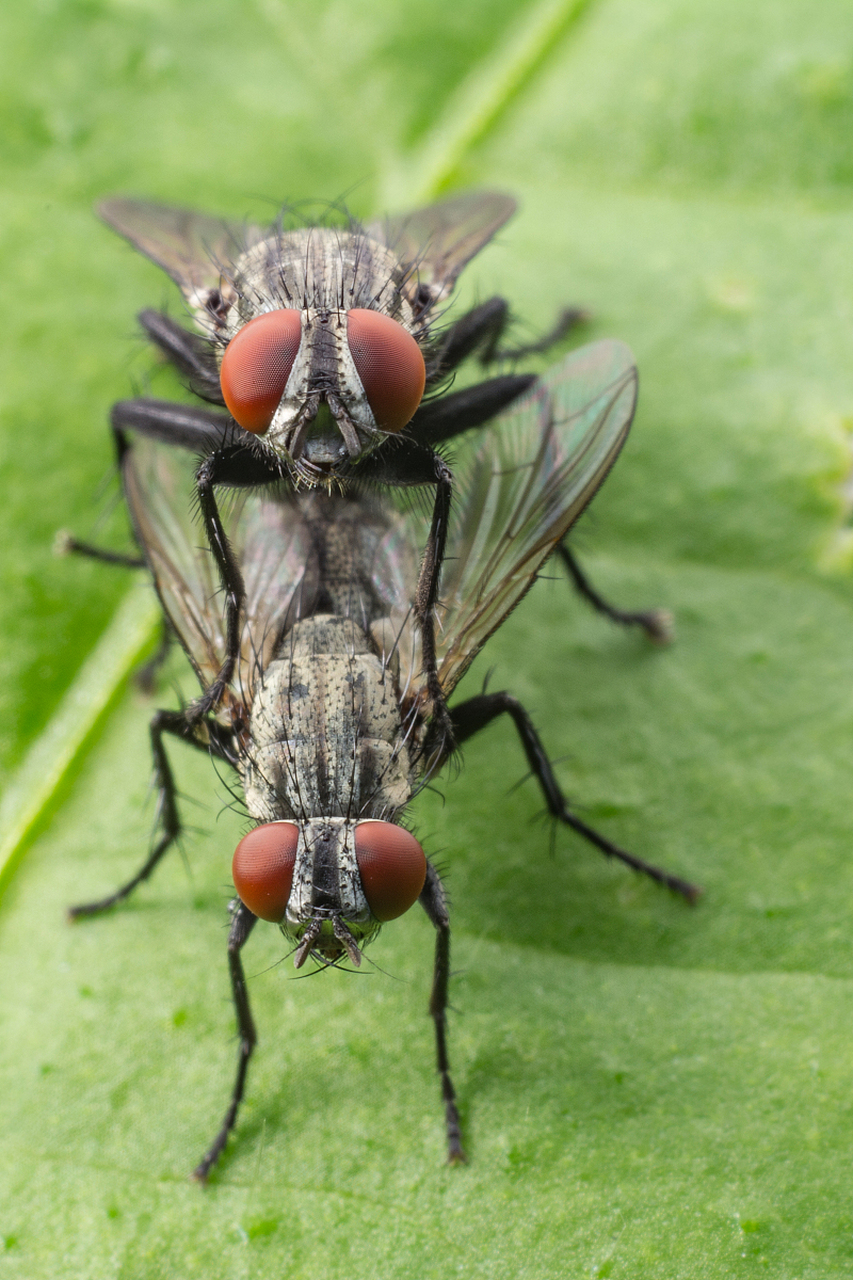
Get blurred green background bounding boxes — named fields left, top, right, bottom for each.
left=2, top=0, right=853, bottom=1275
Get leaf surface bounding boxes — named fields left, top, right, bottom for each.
left=2, top=1, right=853, bottom=1276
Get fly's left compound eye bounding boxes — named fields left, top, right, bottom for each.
left=346, top=309, right=426, bottom=433
left=220, top=309, right=303, bottom=435
left=232, top=821, right=299, bottom=922
left=354, top=821, right=427, bottom=922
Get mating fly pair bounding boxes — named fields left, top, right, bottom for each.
left=94, top=191, right=668, bottom=728
left=68, top=192, right=696, bottom=1179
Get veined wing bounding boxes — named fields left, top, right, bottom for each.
left=361, top=501, right=426, bottom=704
left=433, top=339, right=638, bottom=698
left=99, top=198, right=265, bottom=307
left=367, top=190, right=516, bottom=306
left=122, top=436, right=311, bottom=702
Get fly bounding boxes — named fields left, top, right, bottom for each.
left=97, top=192, right=668, bottom=727
left=99, top=190, right=566, bottom=481
left=69, top=338, right=698, bottom=1180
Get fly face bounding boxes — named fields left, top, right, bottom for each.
left=215, top=229, right=426, bottom=476
left=232, top=817, right=428, bottom=968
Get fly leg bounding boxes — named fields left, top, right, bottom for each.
left=112, top=405, right=280, bottom=718
left=417, top=455, right=455, bottom=750
left=190, top=444, right=281, bottom=717
left=557, top=543, right=673, bottom=645
left=411, top=394, right=672, bottom=643
left=432, top=298, right=515, bottom=372
left=433, top=297, right=585, bottom=373
left=192, top=450, right=247, bottom=717
left=56, top=394, right=238, bottom=571
left=138, top=309, right=224, bottom=403
left=413, top=391, right=673, bottom=646
left=409, top=373, right=537, bottom=449
left=133, top=622, right=173, bottom=695
left=409, top=340, right=671, bottom=643
left=55, top=524, right=172, bottom=687
left=193, top=901, right=258, bottom=1182
left=54, top=532, right=144, bottom=569
left=450, top=692, right=700, bottom=903
left=112, top=398, right=242, bottom=454
left=68, top=709, right=231, bottom=918
left=419, top=862, right=465, bottom=1164
left=490, top=306, right=587, bottom=362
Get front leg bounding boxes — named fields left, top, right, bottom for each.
left=111, top=397, right=244, bottom=455
left=185, top=444, right=283, bottom=718
left=419, top=861, right=465, bottom=1164
left=409, top=374, right=537, bottom=449
left=450, top=691, right=700, bottom=903
left=192, top=451, right=247, bottom=718
left=193, top=900, right=259, bottom=1182
left=138, top=309, right=224, bottom=404
left=415, top=453, right=455, bottom=752
left=357, top=441, right=456, bottom=751
left=111, top=404, right=284, bottom=716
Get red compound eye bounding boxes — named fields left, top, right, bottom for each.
left=354, top=821, right=427, bottom=922
left=346, top=309, right=425, bottom=433
left=232, top=821, right=299, bottom=922
left=220, top=309, right=302, bottom=435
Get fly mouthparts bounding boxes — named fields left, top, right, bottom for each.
left=332, top=918, right=363, bottom=967
left=293, top=920, right=322, bottom=968
left=292, top=917, right=363, bottom=969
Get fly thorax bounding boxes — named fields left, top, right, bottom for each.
left=240, top=616, right=414, bottom=824
left=229, top=227, right=409, bottom=319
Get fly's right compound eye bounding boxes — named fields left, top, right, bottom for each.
left=220, top=309, right=303, bottom=435
left=346, top=309, right=426, bottom=433
left=232, top=821, right=299, bottom=922
left=354, top=821, right=427, bottom=921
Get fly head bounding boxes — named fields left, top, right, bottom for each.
left=231, top=817, right=427, bottom=967
left=216, top=230, right=428, bottom=482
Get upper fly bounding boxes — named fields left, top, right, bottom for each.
left=98, top=191, right=521, bottom=484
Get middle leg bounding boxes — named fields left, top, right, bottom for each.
left=450, top=690, right=700, bottom=902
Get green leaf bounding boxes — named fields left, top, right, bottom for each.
left=2, top=1, right=853, bottom=1276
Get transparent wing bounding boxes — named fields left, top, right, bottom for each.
left=122, top=436, right=312, bottom=702
left=362, top=502, right=426, bottom=705
left=99, top=197, right=265, bottom=304
left=367, top=190, right=516, bottom=305
left=431, top=339, right=638, bottom=698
